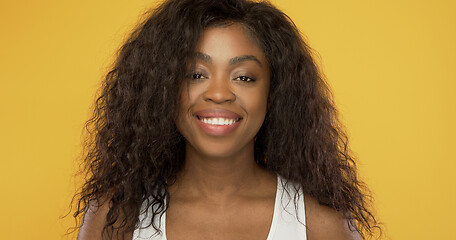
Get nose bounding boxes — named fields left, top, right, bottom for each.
left=202, top=76, right=236, bottom=103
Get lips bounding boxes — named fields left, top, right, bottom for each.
left=193, top=109, right=243, bottom=136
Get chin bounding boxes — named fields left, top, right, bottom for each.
left=188, top=139, right=252, bottom=160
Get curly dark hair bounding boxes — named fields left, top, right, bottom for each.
left=73, top=0, right=380, bottom=239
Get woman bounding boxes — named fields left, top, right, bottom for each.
left=74, top=0, right=379, bottom=239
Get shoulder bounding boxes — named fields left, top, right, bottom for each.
left=304, top=195, right=362, bottom=240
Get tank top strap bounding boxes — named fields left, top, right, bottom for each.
left=268, top=175, right=307, bottom=240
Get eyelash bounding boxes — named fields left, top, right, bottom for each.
left=187, top=73, right=256, bottom=83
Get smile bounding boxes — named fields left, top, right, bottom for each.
left=196, top=116, right=241, bottom=125
left=192, top=109, right=244, bottom=136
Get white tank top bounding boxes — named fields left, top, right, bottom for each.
left=133, top=175, right=307, bottom=240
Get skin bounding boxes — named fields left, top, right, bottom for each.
left=169, top=23, right=275, bottom=240
left=77, top=23, right=361, bottom=240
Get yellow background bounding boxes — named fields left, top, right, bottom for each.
left=1, top=0, right=454, bottom=239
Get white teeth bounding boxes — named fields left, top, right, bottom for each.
left=198, top=117, right=239, bottom=125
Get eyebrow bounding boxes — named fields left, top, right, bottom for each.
left=194, top=52, right=212, bottom=63
left=194, top=52, right=263, bottom=67
left=229, top=55, right=262, bottom=67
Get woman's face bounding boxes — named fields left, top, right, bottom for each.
left=176, top=23, right=270, bottom=159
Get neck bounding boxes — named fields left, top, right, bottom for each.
left=171, top=140, right=268, bottom=202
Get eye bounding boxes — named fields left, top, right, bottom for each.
left=234, top=75, right=256, bottom=82
left=186, top=72, right=207, bottom=80
left=192, top=73, right=206, bottom=79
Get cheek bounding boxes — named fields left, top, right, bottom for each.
left=243, top=92, right=268, bottom=128
left=180, top=83, right=204, bottom=105
left=178, top=85, right=195, bottom=115
left=247, top=87, right=269, bottom=112
left=175, top=85, right=200, bottom=134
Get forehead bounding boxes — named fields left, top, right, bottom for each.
left=194, top=23, right=268, bottom=65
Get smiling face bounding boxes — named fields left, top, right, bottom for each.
left=176, top=23, right=270, bottom=159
